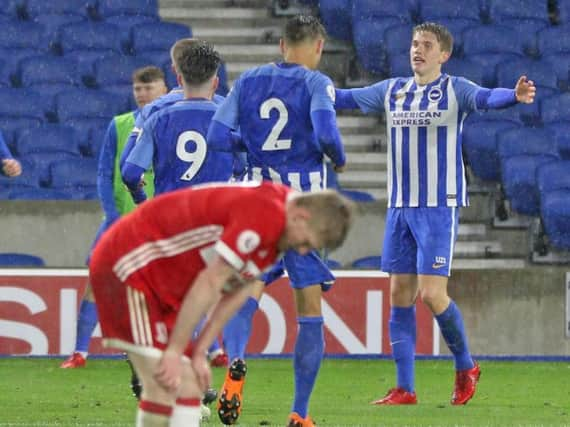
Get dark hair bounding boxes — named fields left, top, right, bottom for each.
left=283, top=14, right=326, bottom=45
left=132, top=66, right=165, bottom=84
left=413, top=22, right=454, bottom=54
left=175, top=39, right=221, bottom=86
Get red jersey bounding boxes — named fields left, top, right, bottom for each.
left=91, top=181, right=291, bottom=310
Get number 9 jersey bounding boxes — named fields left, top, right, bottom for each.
left=211, top=62, right=345, bottom=193
left=126, top=99, right=234, bottom=195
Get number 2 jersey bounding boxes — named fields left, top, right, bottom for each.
left=126, top=98, right=234, bottom=195
left=90, top=182, right=291, bottom=311
left=211, top=62, right=345, bottom=192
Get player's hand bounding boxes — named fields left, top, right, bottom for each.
left=333, top=164, right=346, bottom=173
left=137, top=178, right=146, bottom=189
left=191, top=352, right=211, bottom=392
left=154, top=348, right=182, bottom=393
left=2, top=159, right=21, bottom=177
left=515, top=75, right=536, bottom=104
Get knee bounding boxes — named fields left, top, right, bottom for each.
left=419, top=287, right=446, bottom=312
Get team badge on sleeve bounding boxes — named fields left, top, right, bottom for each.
left=327, top=84, right=336, bottom=102
left=236, top=230, right=261, bottom=254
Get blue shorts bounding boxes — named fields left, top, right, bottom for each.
left=260, top=250, right=335, bottom=289
left=381, top=207, right=459, bottom=277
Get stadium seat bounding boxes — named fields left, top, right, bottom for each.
left=105, top=14, right=158, bottom=50
left=498, top=17, right=549, bottom=55
left=462, top=25, right=524, bottom=86
left=545, top=122, right=570, bottom=159
left=488, top=0, right=549, bottom=23
left=25, top=152, right=83, bottom=185
left=426, top=17, right=480, bottom=54
left=9, top=188, right=74, bottom=200
left=498, top=127, right=557, bottom=160
left=20, top=56, right=80, bottom=88
left=540, top=93, right=570, bottom=124
left=55, top=89, right=121, bottom=122
left=543, top=53, right=570, bottom=88
left=443, top=58, right=484, bottom=85
left=88, top=127, right=107, bottom=159
left=463, top=120, right=519, bottom=182
left=319, top=0, right=352, bottom=41
left=496, top=59, right=557, bottom=90
left=387, top=55, right=413, bottom=77
left=537, top=160, right=570, bottom=194
left=24, top=0, right=95, bottom=18
left=131, top=22, right=192, bottom=55
left=94, top=55, right=154, bottom=88
left=0, top=118, right=43, bottom=149
left=351, top=255, right=382, bottom=269
left=97, top=0, right=158, bottom=17
left=16, top=125, right=81, bottom=157
left=49, top=158, right=98, bottom=191
left=540, top=189, right=570, bottom=249
left=66, top=118, right=111, bottom=152
left=0, top=22, right=44, bottom=49
left=0, top=0, right=19, bottom=18
left=0, top=59, right=11, bottom=87
left=0, top=187, right=11, bottom=199
left=0, top=253, right=45, bottom=267
left=65, top=50, right=123, bottom=85
left=351, top=16, right=401, bottom=74
left=58, top=22, right=123, bottom=55
left=0, top=48, right=44, bottom=83
left=32, top=13, right=86, bottom=47
left=0, top=159, right=40, bottom=188
left=536, top=25, right=570, bottom=56
left=557, top=0, right=570, bottom=23
left=419, top=0, right=481, bottom=21
left=353, top=0, right=416, bottom=22
left=383, top=24, right=415, bottom=58
left=0, top=88, right=46, bottom=121
left=466, top=107, right=523, bottom=126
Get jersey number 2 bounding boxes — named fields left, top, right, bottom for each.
left=260, top=98, right=291, bottom=151
left=176, top=130, right=207, bottom=181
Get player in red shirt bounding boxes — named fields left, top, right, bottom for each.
left=90, top=182, right=354, bottom=427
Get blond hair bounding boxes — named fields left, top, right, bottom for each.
left=293, top=190, right=355, bottom=250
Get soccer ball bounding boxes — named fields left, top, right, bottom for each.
left=200, top=403, right=211, bottom=421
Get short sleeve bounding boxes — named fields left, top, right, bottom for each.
left=214, top=196, right=285, bottom=278
left=351, top=79, right=391, bottom=114
left=452, top=76, right=482, bottom=112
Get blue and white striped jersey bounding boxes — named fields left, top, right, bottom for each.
left=351, top=74, right=480, bottom=208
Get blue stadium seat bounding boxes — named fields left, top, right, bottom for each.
left=0, top=48, right=44, bottom=82
left=65, top=50, right=123, bottom=84
left=443, top=58, right=484, bottom=85
left=67, top=118, right=111, bottom=152
left=9, top=188, right=74, bottom=200
left=353, top=0, right=416, bottom=22
left=32, top=13, right=86, bottom=46
left=352, top=16, right=401, bottom=74
left=543, top=53, right=570, bottom=87
left=49, top=158, right=98, bottom=190
left=537, top=160, right=570, bottom=194
left=540, top=93, right=570, bottom=124
left=0, top=187, right=12, bottom=199
left=488, top=0, right=549, bottom=23
left=498, top=127, right=556, bottom=159
left=427, top=17, right=480, bottom=54
left=16, top=125, right=81, bottom=156
left=536, top=25, right=570, bottom=56
left=0, top=253, right=45, bottom=267
left=466, top=107, right=523, bottom=126
left=20, top=56, right=80, bottom=88
left=56, top=89, right=121, bottom=122
left=25, top=0, right=95, bottom=18
left=419, top=0, right=481, bottom=21
left=387, top=55, right=413, bottom=77
left=0, top=159, right=40, bottom=188
left=59, top=22, right=123, bottom=55
left=545, top=122, right=570, bottom=159
left=463, top=120, right=519, bottom=181
left=557, top=0, right=570, bottom=23
left=319, top=0, right=352, bottom=41
left=0, top=21, right=45, bottom=51
left=0, top=59, right=11, bottom=87
left=131, top=22, right=192, bottom=55
left=496, top=58, right=557, bottom=90
left=98, top=0, right=158, bottom=17
left=0, top=118, right=43, bottom=149
left=0, top=0, right=19, bottom=17
left=0, top=88, right=46, bottom=120
left=103, top=84, right=134, bottom=112
left=94, top=55, right=155, bottom=87
left=89, top=127, right=107, bottom=159
left=462, top=25, right=524, bottom=86
left=540, top=189, right=570, bottom=249
left=351, top=255, right=382, bottom=269
left=383, top=24, right=414, bottom=58
left=105, top=14, right=158, bottom=49
left=25, top=152, right=82, bottom=185
left=498, top=17, right=549, bottom=55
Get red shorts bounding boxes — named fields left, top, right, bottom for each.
left=89, top=249, right=193, bottom=358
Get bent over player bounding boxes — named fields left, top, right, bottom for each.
left=335, top=22, right=535, bottom=406
left=90, top=182, right=354, bottom=427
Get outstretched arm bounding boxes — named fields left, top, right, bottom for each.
left=474, top=76, right=536, bottom=110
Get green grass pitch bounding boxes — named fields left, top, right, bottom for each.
left=0, top=358, right=569, bottom=426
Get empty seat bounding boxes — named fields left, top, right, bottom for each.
left=352, top=15, right=401, bottom=74
left=351, top=255, right=382, bottom=269
left=16, top=125, right=81, bottom=156
left=0, top=0, right=19, bottom=17
left=427, top=17, right=480, bottom=54
left=0, top=48, right=47, bottom=81
left=536, top=25, right=570, bottom=56
left=466, top=107, right=523, bottom=126
left=0, top=253, right=45, bottom=267
left=537, top=160, right=570, bottom=194
left=540, top=93, right=570, bottom=124
left=65, top=50, right=123, bottom=84
left=0, top=88, right=46, bottom=120
left=488, top=0, right=549, bottom=23
left=32, top=13, right=86, bottom=46
left=499, top=17, right=549, bottom=55
left=0, top=21, right=45, bottom=50
left=540, top=189, right=570, bottom=249
left=388, top=55, right=413, bottom=77
left=496, top=58, right=557, bottom=90
left=419, top=0, right=481, bottom=20
left=49, top=158, right=97, bottom=190
left=383, top=23, right=414, bottom=58
left=105, top=14, right=158, bottom=49
left=320, top=0, right=352, bottom=41
left=25, top=152, right=81, bottom=184
left=20, top=56, right=80, bottom=88
left=498, top=127, right=556, bottom=159
left=0, top=118, right=43, bottom=148
left=131, top=22, right=191, bottom=55
left=0, top=159, right=41, bottom=188
left=94, top=55, right=154, bottom=87
left=543, top=53, right=570, bottom=86
left=59, top=22, right=123, bottom=54
left=443, top=58, right=484, bottom=85
left=89, top=127, right=107, bottom=159
left=97, top=0, right=158, bottom=18
left=463, top=120, right=519, bottom=181
left=25, top=0, right=95, bottom=18
left=353, top=0, right=416, bottom=22
left=557, top=0, right=570, bottom=23
left=545, top=122, right=570, bottom=159
left=56, top=89, right=121, bottom=122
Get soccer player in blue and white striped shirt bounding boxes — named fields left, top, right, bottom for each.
left=336, top=22, right=536, bottom=406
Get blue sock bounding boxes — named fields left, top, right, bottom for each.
left=75, top=300, right=98, bottom=354
left=222, top=297, right=258, bottom=361
left=435, top=300, right=474, bottom=371
left=389, top=306, right=416, bottom=392
left=292, top=316, right=324, bottom=418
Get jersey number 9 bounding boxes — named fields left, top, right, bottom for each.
left=176, top=130, right=207, bottom=181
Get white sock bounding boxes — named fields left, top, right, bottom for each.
left=170, top=398, right=201, bottom=427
